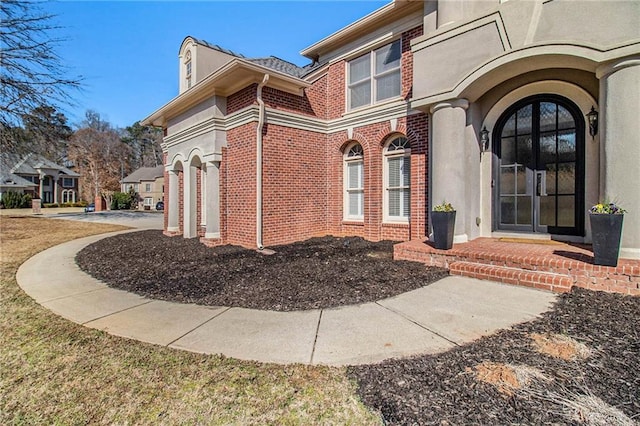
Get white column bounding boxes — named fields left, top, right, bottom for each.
left=183, top=165, right=197, bottom=238
left=167, top=170, right=180, bottom=233
left=200, top=167, right=207, bottom=226
left=430, top=99, right=470, bottom=243
left=204, top=161, right=221, bottom=239
left=39, top=173, right=44, bottom=200
left=53, top=175, right=59, bottom=204
left=597, top=56, right=640, bottom=259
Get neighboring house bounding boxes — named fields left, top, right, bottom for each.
left=121, top=166, right=164, bottom=210
left=142, top=0, right=639, bottom=261
left=0, top=153, right=81, bottom=204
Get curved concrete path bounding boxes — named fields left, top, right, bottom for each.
left=17, top=231, right=557, bottom=366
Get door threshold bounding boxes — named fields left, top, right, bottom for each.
left=491, top=232, right=551, bottom=240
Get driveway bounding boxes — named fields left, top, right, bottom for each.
left=52, top=211, right=164, bottom=229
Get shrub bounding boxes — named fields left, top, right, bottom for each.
left=43, top=203, right=59, bottom=208
left=0, top=191, right=32, bottom=208
left=111, top=192, right=133, bottom=210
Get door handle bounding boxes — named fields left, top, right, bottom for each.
left=536, top=171, right=546, bottom=196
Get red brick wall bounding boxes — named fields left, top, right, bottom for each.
left=263, top=87, right=316, bottom=117
left=225, top=123, right=257, bottom=247
left=262, top=124, right=327, bottom=246
left=305, top=74, right=328, bottom=119
left=227, top=84, right=257, bottom=114
left=327, top=62, right=346, bottom=119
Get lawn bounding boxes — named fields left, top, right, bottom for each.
left=0, top=217, right=380, bottom=424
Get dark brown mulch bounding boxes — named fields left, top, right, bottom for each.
left=76, top=230, right=447, bottom=311
left=348, top=288, right=640, bottom=425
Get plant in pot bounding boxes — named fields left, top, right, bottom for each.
left=431, top=201, right=456, bottom=250
left=589, top=201, right=626, bottom=267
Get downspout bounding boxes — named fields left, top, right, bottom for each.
left=256, top=73, right=270, bottom=250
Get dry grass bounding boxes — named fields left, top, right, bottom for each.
left=530, top=332, right=592, bottom=360
left=470, top=361, right=549, bottom=397
left=0, top=217, right=381, bottom=425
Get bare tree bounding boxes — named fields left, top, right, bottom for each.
left=0, top=0, right=81, bottom=129
left=68, top=117, right=130, bottom=202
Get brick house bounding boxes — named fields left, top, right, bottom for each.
left=121, top=166, right=164, bottom=210
left=143, top=0, right=639, bottom=260
left=0, top=153, right=80, bottom=204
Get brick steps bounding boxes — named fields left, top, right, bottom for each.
left=394, top=238, right=640, bottom=296
left=449, top=261, right=573, bottom=293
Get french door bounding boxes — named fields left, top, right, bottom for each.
left=493, top=95, right=585, bottom=236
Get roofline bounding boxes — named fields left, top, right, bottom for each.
left=141, top=58, right=309, bottom=127
left=300, top=0, right=419, bottom=59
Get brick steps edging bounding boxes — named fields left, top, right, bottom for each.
left=449, top=261, right=572, bottom=293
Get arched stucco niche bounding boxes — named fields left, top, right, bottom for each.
left=455, top=50, right=599, bottom=104
left=476, top=80, right=599, bottom=240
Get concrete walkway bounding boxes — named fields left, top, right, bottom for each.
left=16, top=231, right=557, bottom=366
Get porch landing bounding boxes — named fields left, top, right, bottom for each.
left=394, top=238, right=640, bottom=296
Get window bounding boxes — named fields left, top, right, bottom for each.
left=344, top=143, right=364, bottom=220
left=185, top=50, right=192, bottom=89
left=348, top=40, right=401, bottom=110
left=384, top=136, right=410, bottom=221
left=145, top=183, right=151, bottom=192
left=62, top=177, right=74, bottom=187
left=62, top=190, right=76, bottom=203
left=144, top=197, right=153, bottom=207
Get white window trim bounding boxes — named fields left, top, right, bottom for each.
left=143, top=197, right=154, bottom=207
left=383, top=137, right=411, bottom=224
left=346, top=39, right=402, bottom=112
left=343, top=143, right=365, bottom=222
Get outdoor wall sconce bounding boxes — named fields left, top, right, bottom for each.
left=479, top=126, right=490, bottom=152
left=586, top=106, right=598, bottom=138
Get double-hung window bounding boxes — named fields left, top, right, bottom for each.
left=344, top=143, right=364, bottom=220
left=348, top=40, right=401, bottom=110
left=62, top=177, right=74, bottom=187
left=384, top=137, right=410, bottom=222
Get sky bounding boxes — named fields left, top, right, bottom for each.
left=42, top=0, right=389, bottom=129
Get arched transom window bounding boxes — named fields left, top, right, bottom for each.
left=384, top=136, right=410, bottom=222
left=344, top=143, right=364, bottom=220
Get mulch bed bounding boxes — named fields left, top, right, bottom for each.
left=348, top=288, right=640, bottom=425
left=76, top=230, right=448, bottom=311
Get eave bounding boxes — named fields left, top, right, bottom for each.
left=141, top=59, right=310, bottom=128
left=300, top=0, right=422, bottom=60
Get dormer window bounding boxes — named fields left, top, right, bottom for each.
left=185, top=50, right=192, bottom=89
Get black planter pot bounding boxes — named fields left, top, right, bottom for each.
left=431, top=211, right=456, bottom=250
left=590, top=213, right=624, bottom=267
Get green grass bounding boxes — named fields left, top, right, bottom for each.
left=0, top=217, right=381, bottom=425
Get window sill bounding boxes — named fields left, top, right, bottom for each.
left=342, top=96, right=405, bottom=119
left=342, top=220, right=364, bottom=226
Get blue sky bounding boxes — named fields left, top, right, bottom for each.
left=42, top=1, right=388, bottom=129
